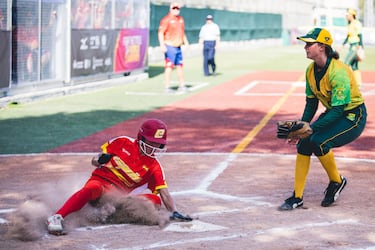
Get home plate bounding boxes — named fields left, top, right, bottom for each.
left=163, top=220, right=227, bottom=232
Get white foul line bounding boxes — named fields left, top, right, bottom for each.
left=196, top=153, right=237, bottom=191
left=115, top=219, right=361, bottom=250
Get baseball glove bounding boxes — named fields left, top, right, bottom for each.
left=277, top=120, right=312, bottom=140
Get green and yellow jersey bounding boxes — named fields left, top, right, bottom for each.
left=346, top=19, right=362, bottom=45
left=305, top=58, right=364, bottom=111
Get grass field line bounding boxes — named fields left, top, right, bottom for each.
left=1, top=152, right=374, bottom=163
left=234, top=80, right=305, bottom=96
left=124, top=81, right=208, bottom=95
left=235, top=80, right=375, bottom=96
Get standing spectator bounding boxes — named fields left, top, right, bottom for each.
left=158, top=2, right=189, bottom=93
left=341, top=8, right=364, bottom=87
left=72, top=0, right=91, bottom=29
left=0, top=9, right=4, bottom=29
left=199, top=15, right=220, bottom=76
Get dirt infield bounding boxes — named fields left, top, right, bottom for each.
left=0, top=153, right=374, bottom=249
left=1, top=70, right=374, bottom=249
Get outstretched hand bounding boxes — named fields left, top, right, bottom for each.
left=91, top=153, right=113, bottom=167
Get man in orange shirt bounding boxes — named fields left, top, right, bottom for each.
left=47, top=119, right=192, bottom=235
left=158, top=2, right=189, bottom=93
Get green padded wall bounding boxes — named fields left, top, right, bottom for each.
left=150, top=4, right=282, bottom=47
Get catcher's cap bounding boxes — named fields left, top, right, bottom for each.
left=137, top=119, right=167, bottom=145
left=347, top=8, right=357, bottom=16
left=297, top=28, right=333, bottom=47
left=206, top=15, right=213, bottom=20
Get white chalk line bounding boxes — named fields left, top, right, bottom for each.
left=1, top=151, right=374, bottom=250
left=172, top=190, right=273, bottom=207
left=84, top=151, right=373, bottom=249
left=0, top=208, right=16, bottom=214
left=120, top=234, right=244, bottom=250
left=196, top=153, right=237, bottom=190
left=192, top=206, right=259, bottom=217
left=170, top=153, right=272, bottom=206
left=124, top=81, right=208, bottom=95
left=109, top=219, right=362, bottom=250
left=0, top=152, right=372, bottom=221
left=259, top=219, right=361, bottom=235
left=76, top=224, right=131, bottom=232
left=235, top=80, right=375, bottom=96
left=163, top=220, right=228, bottom=232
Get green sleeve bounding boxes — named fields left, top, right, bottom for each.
left=311, top=105, right=345, bottom=132
left=358, top=34, right=364, bottom=47
left=342, top=36, right=348, bottom=45
left=301, top=97, right=318, bottom=122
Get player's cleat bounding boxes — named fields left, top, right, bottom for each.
left=279, top=194, right=303, bottom=211
left=47, top=214, right=64, bottom=235
left=177, top=86, right=188, bottom=93
left=321, top=176, right=347, bottom=207
left=164, top=87, right=175, bottom=94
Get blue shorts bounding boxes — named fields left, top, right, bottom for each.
left=164, top=45, right=183, bottom=68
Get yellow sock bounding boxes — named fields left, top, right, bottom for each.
left=318, top=150, right=341, bottom=183
left=294, top=154, right=311, bottom=198
left=353, top=70, right=362, bottom=88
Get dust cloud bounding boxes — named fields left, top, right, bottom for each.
left=4, top=183, right=170, bottom=241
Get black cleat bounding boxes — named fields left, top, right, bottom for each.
left=321, top=176, right=347, bottom=207
left=279, top=194, right=303, bottom=211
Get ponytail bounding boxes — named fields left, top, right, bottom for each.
left=325, top=46, right=339, bottom=59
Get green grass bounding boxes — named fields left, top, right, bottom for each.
left=1, top=45, right=374, bottom=154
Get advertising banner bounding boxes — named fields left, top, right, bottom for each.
left=114, top=28, right=148, bottom=73
left=71, top=29, right=115, bottom=77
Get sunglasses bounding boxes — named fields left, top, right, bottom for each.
left=305, top=42, right=317, bottom=47
left=172, top=7, right=180, bottom=10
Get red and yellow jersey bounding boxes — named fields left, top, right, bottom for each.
left=158, top=13, right=185, bottom=47
left=91, top=136, right=168, bottom=195
left=305, top=58, right=364, bottom=111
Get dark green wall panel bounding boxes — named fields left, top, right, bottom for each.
left=150, top=4, right=282, bottom=47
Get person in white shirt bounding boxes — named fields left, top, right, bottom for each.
left=199, top=15, right=220, bottom=76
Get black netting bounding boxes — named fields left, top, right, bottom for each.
left=12, top=0, right=65, bottom=83
left=0, top=1, right=7, bottom=30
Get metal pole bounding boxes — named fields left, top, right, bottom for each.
left=37, top=0, right=42, bottom=81
left=66, top=0, right=72, bottom=84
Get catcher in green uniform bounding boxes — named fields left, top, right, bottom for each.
left=277, top=28, right=367, bottom=210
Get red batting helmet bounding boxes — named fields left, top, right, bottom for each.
left=137, top=119, right=167, bottom=145
left=137, top=119, right=167, bottom=158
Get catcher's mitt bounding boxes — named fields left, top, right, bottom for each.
left=277, top=120, right=312, bottom=140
